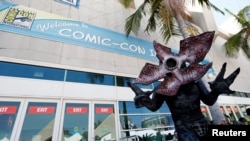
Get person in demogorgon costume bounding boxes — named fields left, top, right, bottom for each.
left=128, top=63, right=240, bottom=141
left=127, top=31, right=241, bottom=141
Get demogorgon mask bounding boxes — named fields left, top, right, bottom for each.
left=132, top=31, right=215, bottom=96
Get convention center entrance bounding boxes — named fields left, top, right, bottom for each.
left=0, top=98, right=118, bottom=141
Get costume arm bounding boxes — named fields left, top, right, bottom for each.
left=128, top=82, right=164, bottom=112
left=197, top=80, right=219, bottom=105
left=198, top=63, right=240, bottom=105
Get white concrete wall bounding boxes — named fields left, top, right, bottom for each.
left=0, top=0, right=249, bottom=93
left=0, top=76, right=135, bottom=101
left=0, top=76, right=249, bottom=105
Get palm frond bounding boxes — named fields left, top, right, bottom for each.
left=158, top=3, right=181, bottom=42
left=124, top=2, right=148, bottom=36
left=144, top=0, right=162, bottom=34
left=125, top=13, right=141, bottom=36
left=241, top=31, right=250, bottom=58
left=195, top=0, right=210, bottom=6
left=224, top=9, right=245, bottom=28
left=160, top=21, right=181, bottom=42
left=192, top=0, right=224, bottom=15
left=224, top=30, right=244, bottom=57
left=144, top=15, right=157, bottom=34
left=224, top=6, right=250, bottom=59
left=207, top=2, right=225, bottom=15
left=237, top=6, right=250, bottom=27
left=225, top=6, right=250, bottom=28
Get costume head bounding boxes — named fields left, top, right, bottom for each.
left=132, top=31, right=215, bottom=96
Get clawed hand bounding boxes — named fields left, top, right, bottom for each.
left=127, top=82, right=157, bottom=108
left=208, top=62, right=240, bottom=94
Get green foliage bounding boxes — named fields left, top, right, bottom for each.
left=124, top=0, right=183, bottom=42
left=125, top=2, right=147, bottom=36
left=165, top=133, right=174, bottom=140
left=138, top=133, right=156, bottom=141
left=224, top=5, right=250, bottom=59
left=195, top=0, right=224, bottom=15
left=122, top=0, right=134, bottom=8
left=224, top=30, right=242, bottom=58
left=122, top=0, right=224, bottom=43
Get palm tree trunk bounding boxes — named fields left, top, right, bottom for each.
left=172, top=5, right=225, bottom=125
left=175, top=12, right=190, bottom=38
left=163, top=0, right=190, bottom=38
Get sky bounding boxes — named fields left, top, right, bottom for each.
left=210, top=0, right=250, bottom=26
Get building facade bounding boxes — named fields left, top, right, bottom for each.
left=0, top=0, right=249, bottom=141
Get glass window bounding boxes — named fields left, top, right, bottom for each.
left=232, top=106, right=241, bottom=119
left=94, top=104, right=116, bottom=141
left=225, top=106, right=236, bottom=124
left=120, top=114, right=174, bottom=129
left=118, top=101, right=174, bottom=140
left=0, top=61, right=65, bottom=81
left=116, top=76, right=132, bottom=87
left=62, top=103, right=89, bottom=141
left=200, top=105, right=211, bottom=121
left=239, top=104, right=250, bottom=118
left=0, top=101, right=20, bottom=141
left=119, top=101, right=170, bottom=114
left=66, top=70, right=115, bottom=86
left=120, top=127, right=175, bottom=141
left=19, top=102, right=57, bottom=141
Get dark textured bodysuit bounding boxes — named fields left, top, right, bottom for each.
left=135, top=80, right=219, bottom=141
left=130, top=61, right=240, bottom=141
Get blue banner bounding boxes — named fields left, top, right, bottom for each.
left=0, top=1, right=214, bottom=76
left=0, top=1, right=159, bottom=62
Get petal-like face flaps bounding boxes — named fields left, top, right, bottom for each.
left=179, top=31, right=214, bottom=64
left=133, top=63, right=167, bottom=85
left=132, top=31, right=215, bottom=96
left=153, top=40, right=173, bottom=62
left=157, top=74, right=182, bottom=96
left=156, top=63, right=212, bottom=96
left=179, top=63, right=212, bottom=84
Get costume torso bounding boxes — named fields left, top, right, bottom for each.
left=165, top=81, right=204, bottom=122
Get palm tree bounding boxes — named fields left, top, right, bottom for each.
left=122, top=0, right=223, bottom=41
left=122, top=0, right=226, bottom=125
left=224, top=6, right=250, bottom=59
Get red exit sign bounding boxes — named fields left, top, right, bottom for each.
left=66, top=107, right=88, bottom=114
left=28, top=106, right=55, bottom=114
left=96, top=107, right=113, bottom=114
left=0, top=106, right=17, bottom=114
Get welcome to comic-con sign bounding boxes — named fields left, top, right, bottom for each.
left=0, top=1, right=159, bottom=62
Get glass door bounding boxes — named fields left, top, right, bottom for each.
left=14, top=99, right=61, bottom=141
left=60, top=101, right=90, bottom=141
left=60, top=101, right=117, bottom=141
left=93, top=103, right=116, bottom=141
left=0, top=99, right=24, bottom=141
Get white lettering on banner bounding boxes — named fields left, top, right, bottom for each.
left=59, top=29, right=146, bottom=54
left=73, top=108, right=82, bottom=112
left=37, top=107, right=48, bottom=112
left=102, top=38, right=112, bottom=46
left=119, top=43, right=145, bottom=54
left=33, top=19, right=160, bottom=60
left=0, top=107, right=8, bottom=112
left=150, top=49, right=156, bottom=56
left=36, top=21, right=80, bottom=32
